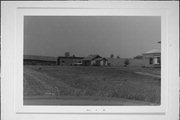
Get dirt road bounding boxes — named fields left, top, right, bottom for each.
left=24, top=96, right=156, bottom=106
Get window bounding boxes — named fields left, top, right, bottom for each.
left=157, top=57, right=161, bottom=64
left=149, top=58, right=153, bottom=64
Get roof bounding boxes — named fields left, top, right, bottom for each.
left=143, top=49, right=161, bottom=54
left=95, top=57, right=107, bottom=61
left=83, top=54, right=101, bottom=61
left=24, top=55, right=57, bottom=61
left=58, top=56, right=84, bottom=59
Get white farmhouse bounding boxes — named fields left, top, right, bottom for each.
left=142, top=49, right=161, bottom=67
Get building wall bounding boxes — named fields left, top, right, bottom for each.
left=99, top=60, right=108, bottom=66
left=129, top=59, right=144, bottom=67
left=57, top=58, right=82, bottom=66
left=107, top=58, right=144, bottom=67
left=142, top=57, right=154, bottom=67
left=90, top=59, right=97, bottom=65
left=107, top=58, right=125, bottom=66
left=82, top=60, right=91, bottom=66
left=24, top=59, right=56, bottom=65
left=142, top=53, right=161, bottom=67
left=101, top=56, right=161, bottom=67
left=82, top=58, right=108, bottom=66
left=94, top=59, right=108, bottom=66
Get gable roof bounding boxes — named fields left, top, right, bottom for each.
left=83, top=54, right=101, bottom=61
left=143, top=49, right=161, bottom=54
left=95, top=57, right=107, bottom=61
left=24, top=55, right=57, bottom=61
left=57, top=56, right=84, bottom=59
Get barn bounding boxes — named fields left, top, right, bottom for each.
left=57, top=56, right=84, bottom=66
left=82, top=55, right=108, bottom=66
left=142, top=49, right=161, bottom=67
left=24, top=55, right=57, bottom=65
left=95, top=58, right=108, bottom=66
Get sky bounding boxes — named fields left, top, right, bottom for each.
left=24, top=16, right=161, bottom=58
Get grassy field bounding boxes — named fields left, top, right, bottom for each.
left=24, top=65, right=160, bottom=105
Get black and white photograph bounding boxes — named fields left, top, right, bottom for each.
left=23, top=16, right=161, bottom=106
left=1, top=1, right=179, bottom=120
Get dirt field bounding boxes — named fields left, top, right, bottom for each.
left=24, top=65, right=160, bottom=105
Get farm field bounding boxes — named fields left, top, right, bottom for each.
left=24, top=65, right=160, bottom=105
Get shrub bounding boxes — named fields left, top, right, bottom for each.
left=124, top=59, right=130, bottom=67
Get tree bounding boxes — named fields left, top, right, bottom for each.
left=124, top=59, right=130, bottom=67
left=134, top=55, right=143, bottom=59
left=116, top=56, right=120, bottom=59
left=65, top=52, right=70, bottom=57
left=110, top=54, right=114, bottom=58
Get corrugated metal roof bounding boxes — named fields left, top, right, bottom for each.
left=24, top=55, right=57, bottom=61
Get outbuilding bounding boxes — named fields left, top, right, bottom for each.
left=57, top=56, right=84, bottom=66
left=82, top=55, right=108, bottom=66
left=24, top=55, right=57, bottom=65
left=142, top=49, right=161, bottom=67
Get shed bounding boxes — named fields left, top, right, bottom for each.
left=82, top=55, right=101, bottom=66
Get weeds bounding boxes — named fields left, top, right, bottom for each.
left=24, top=66, right=160, bottom=104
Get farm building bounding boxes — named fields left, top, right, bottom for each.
left=107, top=58, right=126, bottom=66
left=142, top=49, right=161, bottom=67
left=107, top=58, right=144, bottom=67
left=24, top=55, right=57, bottom=65
left=57, top=52, right=84, bottom=66
left=57, top=56, right=84, bottom=66
left=107, top=49, right=161, bottom=68
left=82, top=55, right=108, bottom=66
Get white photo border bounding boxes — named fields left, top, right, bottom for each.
left=16, top=6, right=167, bottom=114
left=1, top=1, right=179, bottom=120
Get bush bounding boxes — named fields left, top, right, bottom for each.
left=124, top=59, right=130, bottom=67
